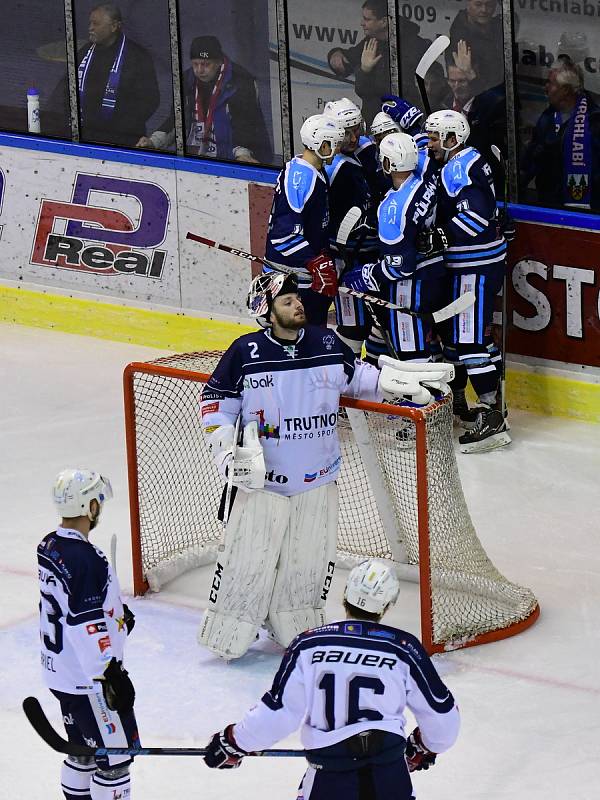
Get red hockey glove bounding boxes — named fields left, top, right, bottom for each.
left=306, top=253, right=338, bottom=297
left=204, top=724, right=248, bottom=769
left=405, top=727, right=437, bottom=772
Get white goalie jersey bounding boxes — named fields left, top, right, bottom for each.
left=233, top=620, right=460, bottom=753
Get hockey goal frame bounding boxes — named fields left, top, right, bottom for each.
left=123, top=356, right=539, bottom=655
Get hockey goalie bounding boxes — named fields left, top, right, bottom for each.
left=198, top=271, right=453, bottom=659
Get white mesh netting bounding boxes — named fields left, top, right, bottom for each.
left=125, top=351, right=538, bottom=651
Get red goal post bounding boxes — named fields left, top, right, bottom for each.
left=123, top=351, right=539, bottom=655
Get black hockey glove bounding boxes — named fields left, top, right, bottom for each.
left=98, top=657, right=135, bottom=714
left=122, top=603, right=135, bottom=635
left=497, top=210, right=516, bottom=242
left=204, top=724, right=248, bottom=769
left=405, top=727, right=437, bottom=772
left=416, top=228, right=448, bottom=257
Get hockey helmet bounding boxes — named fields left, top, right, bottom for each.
left=323, top=98, right=364, bottom=132
left=379, top=132, right=418, bottom=175
left=300, top=114, right=344, bottom=160
left=344, top=558, right=400, bottom=615
left=52, top=469, right=113, bottom=521
left=370, top=111, right=400, bottom=139
left=424, top=109, right=470, bottom=150
left=247, top=271, right=299, bottom=322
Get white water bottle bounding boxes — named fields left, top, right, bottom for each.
left=27, top=88, right=40, bottom=133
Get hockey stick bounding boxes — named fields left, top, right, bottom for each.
left=415, top=35, right=450, bottom=116
left=336, top=205, right=362, bottom=247
left=185, top=231, right=474, bottom=321
left=22, top=697, right=304, bottom=758
left=491, top=144, right=508, bottom=417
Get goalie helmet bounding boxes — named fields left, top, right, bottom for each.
left=370, top=111, right=400, bottom=138
left=300, top=114, right=344, bottom=160
left=247, top=271, right=299, bottom=322
left=52, top=469, right=113, bottom=520
left=345, top=558, right=400, bottom=615
left=323, top=98, right=364, bottom=132
left=424, top=109, right=470, bottom=149
left=379, top=132, right=418, bottom=175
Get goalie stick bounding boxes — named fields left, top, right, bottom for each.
left=415, top=35, right=450, bottom=116
left=185, top=231, right=475, bottom=322
left=22, top=697, right=304, bottom=758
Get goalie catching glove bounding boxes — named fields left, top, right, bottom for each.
left=405, top=727, right=437, bottom=772
left=204, top=725, right=248, bottom=769
left=306, top=252, right=338, bottom=297
left=209, top=421, right=265, bottom=492
left=378, top=355, right=455, bottom=406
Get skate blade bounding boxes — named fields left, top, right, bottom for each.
left=460, top=431, right=512, bottom=454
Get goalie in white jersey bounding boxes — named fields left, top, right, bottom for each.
left=199, top=272, right=454, bottom=660
left=38, top=469, right=139, bottom=800
left=203, top=559, right=460, bottom=800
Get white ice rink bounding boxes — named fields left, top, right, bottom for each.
left=1, top=323, right=599, bottom=800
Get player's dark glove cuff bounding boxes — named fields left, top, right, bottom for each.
left=122, top=603, right=135, bottom=635
left=416, top=228, right=448, bottom=256
left=99, top=657, right=135, bottom=714
left=204, top=724, right=248, bottom=769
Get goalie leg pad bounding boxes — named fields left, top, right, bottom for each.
left=61, top=757, right=95, bottom=799
left=199, top=489, right=290, bottom=659
left=267, top=482, right=339, bottom=646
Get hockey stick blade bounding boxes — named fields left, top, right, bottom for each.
left=415, top=35, right=450, bottom=80
left=431, top=291, right=475, bottom=323
left=22, top=697, right=304, bottom=758
left=336, top=206, right=362, bottom=246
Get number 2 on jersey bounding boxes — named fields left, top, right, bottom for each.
left=318, top=672, right=384, bottom=729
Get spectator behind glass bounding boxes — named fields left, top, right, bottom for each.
left=327, top=0, right=429, bottom=125
left=77, top=3, right=159, bottom=147
left=138, top=35, right=272, bottom=164
left=521, top=60, right=600, bottom=211
left=447, top=0, right=504, bottom=95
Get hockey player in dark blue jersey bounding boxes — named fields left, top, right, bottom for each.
left=39, top=469, right=139, bottom=800
left=425, top=109, right=511, bottom=452
left=322, top=98, right=380, bottom=356
left=203, top=558, right=460, bottom=800
left=264, top=114, right=344, bottom=325
left=369, top=111, right=400, bottom=202
left=343, top=132, right=446, bottom=365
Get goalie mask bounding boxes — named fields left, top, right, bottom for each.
left=247, top=272, right=299, bottom=323
left=52, top=469, right=113, bottom=522
left=345, top=559, right=400, bottom=616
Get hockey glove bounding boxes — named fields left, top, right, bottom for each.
left=204, top=724, right=248, bottom=769
left=97, top=657, right=135, bottom=714
left=416, top=227, right=448, bottom=257
left=122, top=603, right=135, bottom=635
left=497, top=209, right=516, bottom=242
left=306, top=252, right=338, bottom=297
left=381, top=95, right=423, bottom=133
left=343, top=261, right=384, bottom=294
left=405, top=727, right=437, bottom=772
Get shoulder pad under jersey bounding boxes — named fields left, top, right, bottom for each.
left=355, top=135, right=376, bottom=155
left=284, top=158, right=319, bottom=213
left=378, top=176, right=421, bottom=244
left=441, top=147, right=479, bottom=197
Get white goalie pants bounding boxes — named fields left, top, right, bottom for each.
left=199, top=482, right=339, bottom=660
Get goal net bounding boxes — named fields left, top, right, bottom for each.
left=124, top=351, right=539, bottom=654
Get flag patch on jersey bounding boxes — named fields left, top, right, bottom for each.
left=368, top=629, right=396, bottom=640
left=86, top=622, right=107, bottom=635
left=344, top=623, right=363, bottom=635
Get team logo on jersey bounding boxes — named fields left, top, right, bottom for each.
left=283, top=344, right=298, bottom=359
left=322, top=334, right=335, bottom=351
left=251, top=409, right=280, bottom=440
left=30, top=174, right=170, bottom=279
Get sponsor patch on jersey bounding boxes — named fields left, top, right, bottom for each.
left=204, top=425, right=220, bottom=434
left=368, top=629, right=396, bottom=640
left=304, top=472, right=317, bottom=483
left=304, top=455, right=342, bottom=482
left=98, top=635, right=111, bottom=653
left=344, top=622, right=363, bottom=635
left=201, top=401, right=219, bottom=416
left=86, top=622, right=107, bottom=635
